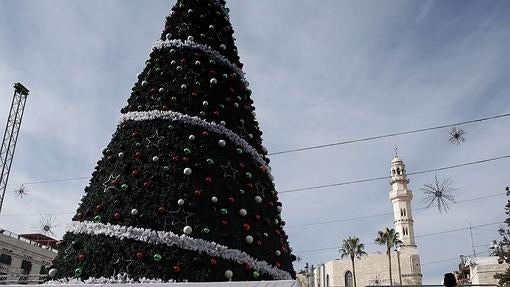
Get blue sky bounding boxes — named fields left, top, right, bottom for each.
left=1, top=0, right=509, bottom=284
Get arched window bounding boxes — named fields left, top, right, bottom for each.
left=403, top=208, right=407, bottom=216
left=397, top=167, right=401, bottom=175
left=345, top=271, right=353, bottom=287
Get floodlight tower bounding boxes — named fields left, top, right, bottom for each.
left=0, top=83, right=30, bottom=214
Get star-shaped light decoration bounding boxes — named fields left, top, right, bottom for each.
left=13, top=185, right=28, bottom=198
left=36, top=214, right=58, bottom=236
left=254, top=182, right=266, bottom=198
left=145, top=130, right=165, bottom=150
left=221, top=161, right=238, bottom=180
left=169, top=207, right=195, bottom=227
left=421, top=174, right=457, bottom=213
left=102, top=174, right=120, bottom=193
left=449, top=127, right=466, bottom=146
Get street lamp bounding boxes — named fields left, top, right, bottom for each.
left=395, top=244, right=403, bottom=285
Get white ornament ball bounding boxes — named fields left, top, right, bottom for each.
left=136, top=72, right=142, bottom=79
left=277, top=206, right=283, bottom=213
left=183, top=168, right=192, bottom=175
left=248, top=133, right=253, bottom=139
left=118, top=152, right=124, bottom=158
left=222, top=73, right=228, bottom=79
left=177, top=199, right=185, bottom=206
left=131, top=209, right=139, bottom=216
left=210, top=78, right=217, bottom=85
left=274, top=219, right=279, bottom=224
left=224, top=270, right=233, bottom=280
left=239, top=209, right=247, bottom=216
left=245, top=235, right=254, bottom=244
left=48, top=268, right=58, bottom=278
left=211, top=196, right=218, bottom=203
left=234, top=103, right=239, bottom=108
left=152, top=156, right=159, bottom=162
left=254, top=196, right=262, bottom=203
left=219, top=44, right=227, bottom=50
left=181, top=84, right=187, bottom=90
left=218, top=140, right=226, bottom=147
left=159, top=87, right=164, bottom=93
left=202, top=101, right=209, bottom=107
left=261, top=146, right=268, bottom=155
left=195, top=60, right=201, bottom=66
left=275, top=250, right=281, bottom=256
left=252, top=111, right=256, bottom=117
left=220, top=121, right=226, bottom=126
left=188, top=135, right=196, bottom=141
left=183, top=225, right=193, bottom=235
left=263, top=232, right=269, bottom=237
left=187, top=35, right=194, bottom=41
left=141, top=80, right=148, bottom=86
left=165, top=33, right=172, bottom=40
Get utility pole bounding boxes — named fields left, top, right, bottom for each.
left=0, top=83, right=29, bottom=213
left=469, top=222, right=477, bottom=257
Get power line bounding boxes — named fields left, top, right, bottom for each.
left=285, top=192, right=505, bottom=229
left=294, top=221, right=503, bottom=253
left=269, top=112, right=510, bottom=155
left=280, top=154, right=510, bottom=194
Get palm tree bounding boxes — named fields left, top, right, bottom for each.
left=339, top=236, right=367, bottom=287
left=375, top=227, right=402, bottom=286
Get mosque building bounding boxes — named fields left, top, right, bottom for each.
left=312, top=155, right=423, bottom=287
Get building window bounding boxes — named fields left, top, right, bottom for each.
left=345, top=271, right=353, bottom=287
left=0, top=254, right=12, bottom=265
left=20, top=260, right=32, bottom=275
left=327, top=274, right=330, bottom=287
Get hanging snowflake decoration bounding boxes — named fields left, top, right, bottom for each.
left=421, top=174, right=457, bottom=213
left=36, top=214, right=58, bottom=236
left=449, top=127, right=466, bottom=146
left=13, top=185, right=28, bottom=198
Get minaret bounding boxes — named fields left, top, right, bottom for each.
left=388, top=153, right=423, bottom=285
left=389, top=154, right=416, bottom=247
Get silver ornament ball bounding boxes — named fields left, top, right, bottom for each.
left=48, top=268, right=58, bottom=278
left=245, top=235, right=254, bottom=244
left=183, top=225, right=193, bottom=235
left=218, top=140, right=226, bottom=147
left=177, top=199, right=185, bottom=206
left=183, top=167, right=192, bottom=175
left=131, top=209, right=139, bottom=216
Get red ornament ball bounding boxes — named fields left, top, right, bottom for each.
left=95, top=204, right=104, bottom=211
left=158, top=207, right=166, bottom=214
left=194, top=189, right=202, bottom=197
left=228, top=197, right=235, bottom=204
left=243, top=223, right=251, bottom=231
left=113, top=213, right=121, bottom=220
left=173, top=266, right=182, bottom=273
left=202, top=131, right=209, bottom=137
left=205, top=177, right=212, bottom=183
left=210, top=258, right=218, bottom=266
left=78, top=254, right=86, bottom=262
left=221, top=219, right=228, bottom=226
left=136, top=251, right=144, bottom=259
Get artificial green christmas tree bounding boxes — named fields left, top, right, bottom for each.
left=50, top=0, right=295, bottom=282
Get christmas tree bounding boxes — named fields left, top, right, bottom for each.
left=50, top=0, right=295, bottom=282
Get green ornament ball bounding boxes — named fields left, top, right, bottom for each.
left=153, top=254, right=162, bottom=262
left=206, top=158, right=214, bottom=165
left=74, top=267, right=83, bottom=277
left=163, top=166, right=170, bottom=172
left=253, top=271, right=260, bottom=279
left=245, top=172, right=252, bottom=179
left=220, top=208, right=228, bottom=215
left=135, top=142, right=142, bottom=148
left=183, top=148, right=191, bottom=154
left=236, top=148, right=243, bottom=154
left=102, top=148, right=109, bottom=155
left=202, top=227, right=210, bottom=234
left=121, top=184, right=129, bottom=191
left=239, top=189, right=245, bottom=194
left=93, top=215, right=101, bottom=223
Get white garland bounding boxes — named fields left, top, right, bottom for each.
left=120, top=110, right=267, bottom=169
left=152, top=39, right=246, bottom=84
left=46, top=273, right=167, bottom=284
left=68, top=221, right=292, bottom=280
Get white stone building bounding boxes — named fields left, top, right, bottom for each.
left=455, top=256, right=509, bottom=285
left=312, top=156, right=423, bottom=287
left=0, top=229, right=57, bottom=284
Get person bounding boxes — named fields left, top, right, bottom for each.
left=443, top=273, right=457, bottom=287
